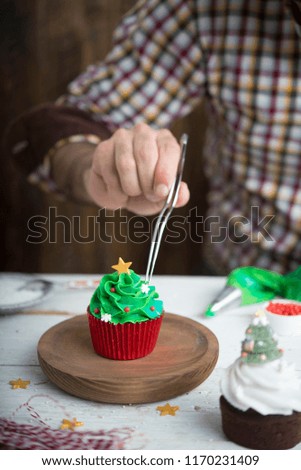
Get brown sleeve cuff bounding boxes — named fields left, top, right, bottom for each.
left=3, top=103, right=111, bottom=176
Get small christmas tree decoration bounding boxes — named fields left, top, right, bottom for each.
left=241, top=311, right=283, bottom=364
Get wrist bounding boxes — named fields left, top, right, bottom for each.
left=51, top=142, right=96, bottom=204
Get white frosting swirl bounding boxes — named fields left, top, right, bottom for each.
left=221, top=358, right=301, bottom=415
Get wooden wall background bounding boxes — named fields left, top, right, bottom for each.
left=1, top=0, right=208, bottom=275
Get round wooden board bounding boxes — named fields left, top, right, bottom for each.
left=37, top=313, right=219, bottom=404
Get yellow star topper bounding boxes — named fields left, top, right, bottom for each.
left=156, top=403, right=180, bottom=416
left=111, top=257, right=132, bottom=275
left=9, top=378, right=30, bottom=389
left=60, top=418, right=84, bottom=431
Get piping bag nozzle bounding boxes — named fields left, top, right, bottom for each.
left=204, top=285, right=242, bottom=317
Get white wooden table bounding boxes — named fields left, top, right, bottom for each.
left=1, top=274, right=300, bottom=450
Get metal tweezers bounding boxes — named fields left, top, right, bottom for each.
left=145, top=133, right=188, bottom=284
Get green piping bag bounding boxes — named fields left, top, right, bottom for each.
left=205, top=266, right=301, bottom=317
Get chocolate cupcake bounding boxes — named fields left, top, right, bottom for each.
left=87, top=258, right=163, bottom=360
left=220, top=311, right=301, bottom=449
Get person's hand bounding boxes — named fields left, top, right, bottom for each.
left=84, top=123, right=190, bottom=215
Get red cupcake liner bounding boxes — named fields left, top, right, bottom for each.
left=87, top=312, right=163, bottom=360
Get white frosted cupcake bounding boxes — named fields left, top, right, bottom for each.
left=220, top=311, right=301, bottom=449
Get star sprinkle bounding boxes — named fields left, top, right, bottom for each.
left=111, top=257, right=132, bottom=275
left=101, top=313, right=112, bottom=323
left=156, top=403, right=179, bottom=416
left=141, top=283, right=150, bottom=294
left=60, top=418, right=84, bottom=431
left=9, top=378, right=30, bottom=389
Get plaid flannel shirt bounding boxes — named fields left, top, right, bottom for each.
left=59, top=0, right=301, bottom=274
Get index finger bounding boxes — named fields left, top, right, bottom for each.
left=153, top=130, right=181, bottom=199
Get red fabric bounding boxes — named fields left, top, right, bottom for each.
left=3, top=103, right=111, bottom=175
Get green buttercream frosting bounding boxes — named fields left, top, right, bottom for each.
left=89, top=270, right=163, bottom=324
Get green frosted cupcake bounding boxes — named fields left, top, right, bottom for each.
left=87, top=258, right=164, bottom=360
